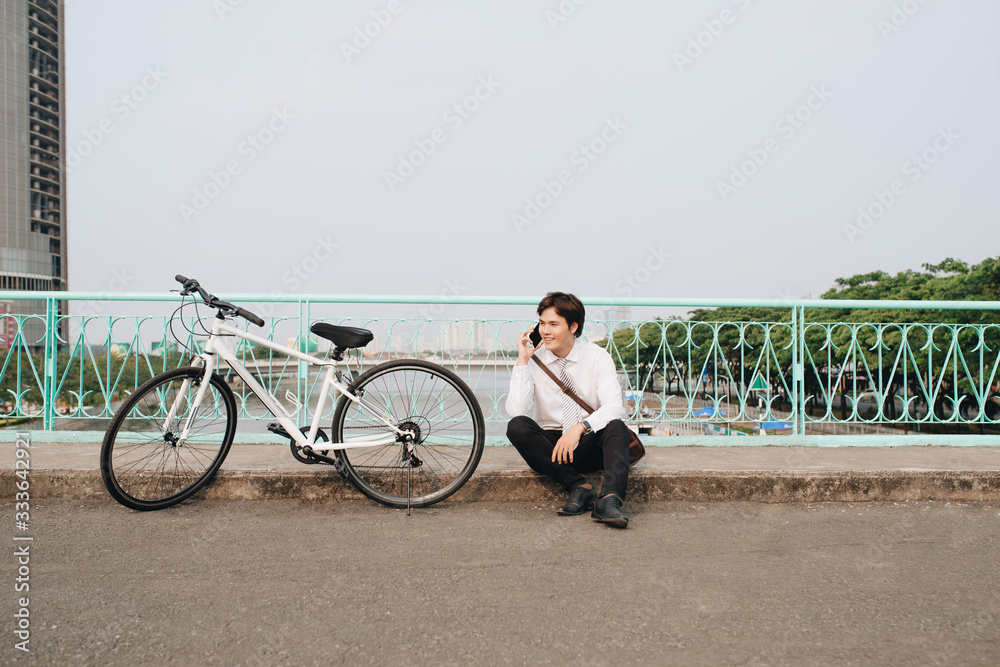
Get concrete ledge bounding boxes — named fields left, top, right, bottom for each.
left=5, top=468, right=1000, bottom=504
left=5, top=444, right=1000, bottom=504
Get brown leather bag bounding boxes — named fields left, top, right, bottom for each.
left=530, top=356, right=646, bottom=466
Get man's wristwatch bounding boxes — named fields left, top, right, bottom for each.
left=581, top=420, right=593, bottom=435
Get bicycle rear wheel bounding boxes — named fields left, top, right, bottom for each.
left=332, top=359, right=484, bottom=508
left=101, top=366, right=237, bottom=511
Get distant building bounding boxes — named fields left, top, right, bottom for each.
left=390, top=333, right=412, bottom=354
left=1, top=0, right=67, bottom=347
left=600, top=307, right=632, bottom=330
left=445, top=321, right=490, bottom=354
left=363, top=334, right=395, bottom=357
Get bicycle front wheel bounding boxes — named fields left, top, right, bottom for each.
left=332, top=359, right=484, bottom=508
left=101, top=366, right=237, bottom=511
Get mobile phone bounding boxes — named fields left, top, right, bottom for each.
left=529, top=324, right=542, bottom=347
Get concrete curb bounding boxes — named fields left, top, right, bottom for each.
left=5, top=469, right=1000, bottom=504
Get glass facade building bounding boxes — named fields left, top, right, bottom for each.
left=1, top=0, right=65, bottom=346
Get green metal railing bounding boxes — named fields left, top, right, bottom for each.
left=2, top=291, right=999, bottom=445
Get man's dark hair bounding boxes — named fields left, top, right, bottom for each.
left=537, top=292, right=585, bottom=338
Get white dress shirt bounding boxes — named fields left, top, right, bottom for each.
left=505, top=339, right=626, bottom=432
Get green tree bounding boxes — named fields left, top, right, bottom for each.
left=813, top=257, right=1000, bottom=420
left=599, top=256, right=1000, bottom=423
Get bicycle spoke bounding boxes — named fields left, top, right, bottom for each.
left=101, top=367, right=235, bottom=511
left=334, top=360, right=484, bottom=508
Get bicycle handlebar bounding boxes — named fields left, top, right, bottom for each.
left=234, top=307, right=265, bottom=328
left=174, top=275, right=265, bottom=327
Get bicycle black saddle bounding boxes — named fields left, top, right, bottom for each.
left=309, top=323, right=374, bottom=349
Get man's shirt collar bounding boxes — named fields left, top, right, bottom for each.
left=540, top=338, right=580, bottom=364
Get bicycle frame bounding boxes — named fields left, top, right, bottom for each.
left=170, top=316, right=408, bottom=451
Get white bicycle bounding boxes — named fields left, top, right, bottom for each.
left=100, top=275, right=485, bottom=511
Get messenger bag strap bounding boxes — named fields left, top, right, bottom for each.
left=530, top=354, right=596, bottom=415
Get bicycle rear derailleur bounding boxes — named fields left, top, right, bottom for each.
left=396, top=420, right=425, bottom=469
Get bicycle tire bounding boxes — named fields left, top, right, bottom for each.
left=101, top=366, right=237, bottom=511
left=332, top=359, right=484, bottom=508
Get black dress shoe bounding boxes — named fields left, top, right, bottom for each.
left=556, top=485, right=596, bottom=516
left=591, top=494, right=629, bottom=528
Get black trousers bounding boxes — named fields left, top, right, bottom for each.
left=506, top=415, right=630, bottom=500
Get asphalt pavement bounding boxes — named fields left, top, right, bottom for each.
left=2, top=499, right=998, bottom=665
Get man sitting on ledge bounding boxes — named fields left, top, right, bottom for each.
left=505, top=292, right=632, bottom=528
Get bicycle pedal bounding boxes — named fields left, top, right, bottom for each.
left=266, top=422, right=291, bottom=439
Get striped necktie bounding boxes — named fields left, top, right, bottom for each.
left=556, top=358, right=585, bottom=431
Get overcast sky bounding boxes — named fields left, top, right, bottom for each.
left=65, top=0, right=1000, bottom=316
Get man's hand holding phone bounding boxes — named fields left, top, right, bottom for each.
left=516, top=324, right=542, bottom=366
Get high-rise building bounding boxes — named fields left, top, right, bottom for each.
left=1, top=0, right=66, bottom=346
left=445, top=321, right=490, bottom=355
left=601, top=306, right=632, bottom=330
